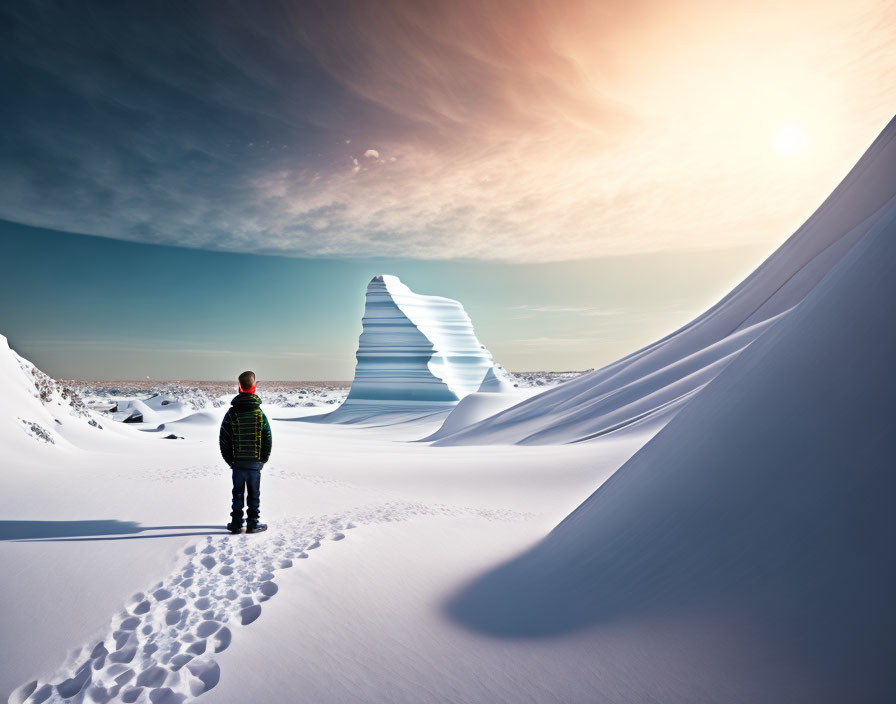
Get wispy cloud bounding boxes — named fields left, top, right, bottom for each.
left=14, top=338, right=323, bottom=359
left=1, top=1, right=894, bottom=262
left=509, top=305, right=625, bottom=317
left=509, top=337, right=595, bottom=348
left=16, top=338, right=228, bottom=352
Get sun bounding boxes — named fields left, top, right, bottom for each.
left=773, top=124, right=808, bottom=157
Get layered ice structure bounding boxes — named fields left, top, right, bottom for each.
left=322, top=275, right=499, bottom=422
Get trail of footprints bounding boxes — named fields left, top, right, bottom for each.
left=11, top=502, right=534, bottom=704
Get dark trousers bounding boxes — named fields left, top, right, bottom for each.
left=231, top=469, right=261, bottom=524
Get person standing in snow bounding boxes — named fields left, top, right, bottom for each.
left=219, top=371, right=272, bottom=534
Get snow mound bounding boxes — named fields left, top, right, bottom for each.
left=446, top=153, right=896, bottom=697
left=421, top=390, right=533, bottom=442
left=315, top=275, right=501, bottom=423
left=142, top=393, right=186, bottom=412
left=0, top=334, right=107, bottom=451
left=109, top=396, right=193, bottom=427
left=150, top=410, right=221, bottom=438
left=423, top=367, right=535, bottom=441
left=162, top=410, right=219, bottom=426
left=109, top=399, right=154, bottom=424
left=436, top=117, right=896, bottom=445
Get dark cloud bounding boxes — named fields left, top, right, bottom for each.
left=0, top=1, right=372, bottom=248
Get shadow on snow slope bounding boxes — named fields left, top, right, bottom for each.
left=443, top=120, right=896, bottom=701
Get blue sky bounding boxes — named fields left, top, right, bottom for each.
left=0, top=220, right=768, bottom=379
left=0, top=1, right=893, bottom=379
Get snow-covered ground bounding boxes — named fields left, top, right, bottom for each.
left=70, top=381, right=351, bottom=416
left=3, top=118, right=894, bottom=703
left=66, top=371, right=580, bottom=430
left=2, top=382, right=646, bottom=704
left=2, top=364, right=590, bottom=704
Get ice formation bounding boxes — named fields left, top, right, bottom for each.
left=324, top=275, right=499, bottom=420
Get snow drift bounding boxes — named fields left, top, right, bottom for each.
left=434, top=118, right=896, bottom=445
left=420, top=390, right=532, bottom=442
left=420, top=366, right=530, bottom=441
left=109, top=395, right=195, bottom=427
left=315, top=275, right=501, bottom=423
left=446, top=119, right=896, bottom=700
left=0, top=334, right=108, bottom=450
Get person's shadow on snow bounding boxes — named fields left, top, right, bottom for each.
left=0, top=520, right=226, bottom=541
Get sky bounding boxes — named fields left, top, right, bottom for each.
left=0, top=1, right=894, bottom=379
left=0, top=219, right=769, bottom=379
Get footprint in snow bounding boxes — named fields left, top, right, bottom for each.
left=10, top=501, right=533, bottom=704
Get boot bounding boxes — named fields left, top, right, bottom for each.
left=226, top=521, right=244, bottom=534
left=246, top=522, right=268, bottom=534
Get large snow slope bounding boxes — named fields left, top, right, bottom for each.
left=0, top=334, right=127, bottom=452
left=446, top=123, right=896, bottom=699
left=316, top=275, right=499, bottom=422
left=434, top=117, right=896, bottom=445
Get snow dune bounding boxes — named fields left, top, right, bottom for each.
left=434, top=116, right=896, bottom=445
left=110, top=398, right=196, bottom=427
left=421, top=388, right=540, bottom=443
left=446, top=119, right=896, bottom=699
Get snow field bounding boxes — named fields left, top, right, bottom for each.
left=11, top=501, right=534, bottom=704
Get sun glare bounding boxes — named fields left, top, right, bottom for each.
left=773, top=124, right=808, bottom=157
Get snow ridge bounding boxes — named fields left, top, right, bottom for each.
left=435, top=116, right=896, bottom=445
left=444, top=117, right=896, bottom=700
left=0, top=335, right=104, bottom=449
